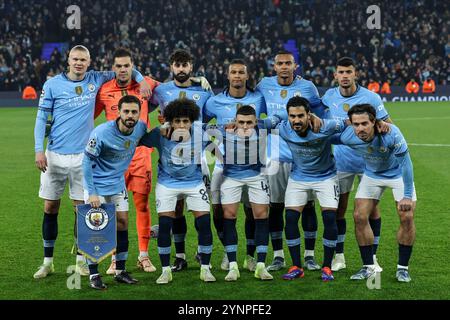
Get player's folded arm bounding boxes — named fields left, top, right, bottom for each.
left=94, top=68, right=145, bottom=85
left=258, top=114, right=282, bottom=130
left=139, top=127, right=161, bottom=149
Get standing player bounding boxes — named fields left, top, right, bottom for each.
left=336, top=104, right=416, bottom=282
left=83, top=95, right=147, bottom=289
left=256, top=50, right=326, bottom=271
left=94, top=48, right=159, bottom=274
left=322, top=57, right=392, bottom=272
left=204, top=59, right=266, bottom=272
left=33, top=45, right=150, bottom=279
left=152, top=49, right=213, bottom=272
left=140, top=99, right=215, bottom=284
left=218, top=105, right=272, bottom=281
left=262, top=97, right=344, bottom=282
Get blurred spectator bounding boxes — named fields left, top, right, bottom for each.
left=22, top=85, right=37, bottom=99
left=422, top=77, right=436, bottom=93
left=368, top=79, right=380, bottom=93
left=380, top=80, right=392, bottom=94
left=406, top=79, right=420, bottom=94
left=0, top=0, right=448, bottom=92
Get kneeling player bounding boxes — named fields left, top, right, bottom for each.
left=82, top=95, right=147, bottom=289
left=218, top=105, right=273, bottom=281
left=140, top=99, right=215, bottom=284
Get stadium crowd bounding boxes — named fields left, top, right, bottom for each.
left=0, top=0, right=448, bottom=91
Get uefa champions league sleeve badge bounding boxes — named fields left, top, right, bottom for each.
left=77, top=204, right=117, bottom=263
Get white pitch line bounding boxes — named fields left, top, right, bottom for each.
left=409, top=143, right=450, bottom=147
left=395, top=116, right=450, bottom=121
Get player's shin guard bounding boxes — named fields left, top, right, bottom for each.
left=196, top=214, right=213, bottom=266
left=302, top=202, right=318, bottom=253
left=269, top=203, right=284, bottom=253
left=213, top=206, right=225, bottom=246
left=285, top=209, right=302, bottom=267
left=255, top=218, right=269, bottom=263
left=336, top=218, right=346, bottom=254
left=244, top=206, right=256, bottom=257
left=398, top=244, right=413, bottom=268
left=43, top=213, right=58, bottom=258
left=116, top=230, right=129, bottom=271
left=158, top=216, right=173, bottom=267
left=369, top=218, right=381, bottom=255
left=223, top=218, right=238, bottom=263
left=322, top=210, right=338, bottom=268
left=134, top=192, right=151, bottom=253
left=172, top=216, right=187, bottom=258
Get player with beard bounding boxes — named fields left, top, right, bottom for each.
left=152, top=49, right=213, bottom=272
left=94, top=48, right=160, bottom=275
left=82, top=95, right=148, bottom=289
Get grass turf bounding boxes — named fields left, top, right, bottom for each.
left=0, top=101, right=449, bottom=300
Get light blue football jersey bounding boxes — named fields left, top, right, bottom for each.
left=337, top=124, right=408, bottom=180
left=139, top=124, right=206, bottom=188
left=204, top=90, right=266, bottom=125
left=218, top=127, right=267, bottom=179
left=35, top=70, right=144, bottom=154
left=276, top=119, right=346, bottom=182
left=256, top=76, right=326, bottom=163
left=322, top=85, right=390, bottom=173
left=152, top=81, right=213, bottom=122
left=83, top=120, right=148, bottom=196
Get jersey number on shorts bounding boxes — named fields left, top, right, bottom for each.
left=199, top=188, right=210, bottom=204
left=333, top=185, right=340, bottom=201
left=261, top=181, right=270, bottom=195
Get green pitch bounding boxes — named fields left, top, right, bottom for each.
left=0, top=101, right=449, bottom=300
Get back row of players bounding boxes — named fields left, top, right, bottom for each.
left=33, top=46, right=416, bottom=290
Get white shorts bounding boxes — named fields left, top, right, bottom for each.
left=267, top=161, right=291, bottom=203
left=220, top=175, right=270, bottom=205
left=337, top=171, right=363, bottom=194
left=210, top=166, right=225, bottom=205
left=39, top=150, right=84, bottom=201
left=355, top=175, right=417, bottom=202
left=155, top=183, right=211, bottom=213
left=210, top=166, right=251, bottom=207
left=285, top=176, right=340, bottom=209
left=83, top=189, right=129, bottom=212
